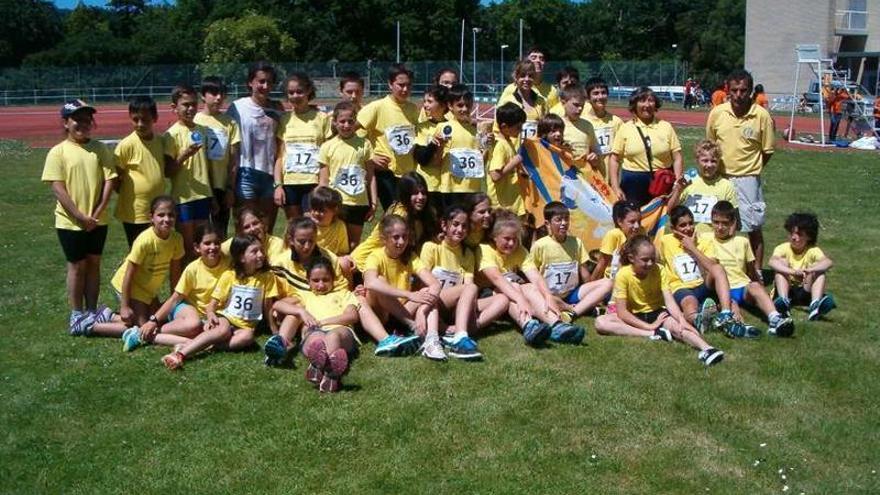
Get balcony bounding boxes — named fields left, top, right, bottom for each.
left=835, top=9, right=868, bottom=35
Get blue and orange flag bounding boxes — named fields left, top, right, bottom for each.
left=518, top=138, right=668, bottom=250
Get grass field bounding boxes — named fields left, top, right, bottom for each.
left=1, top=130, right=878, bottom=494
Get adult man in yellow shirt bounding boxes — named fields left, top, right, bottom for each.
left=706, top=69, right=775, bottom=268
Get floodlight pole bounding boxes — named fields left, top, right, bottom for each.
left=500, top=44, right=509, bottom=85
left=460, top=19, right=465, bottom=77
left=473, top=27, right=481, bottom=94
left=519, top=19, right=523, bottom=59
left=396, top=22, right=400, bottom=63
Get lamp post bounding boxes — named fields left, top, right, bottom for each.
left=500, top=44, right=509, bottom=86
left=671, top=44, right=678, bottom=86
left=472, top=27, right=481, bottom=94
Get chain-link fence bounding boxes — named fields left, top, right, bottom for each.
left=0, top=60, right=692, bottom=106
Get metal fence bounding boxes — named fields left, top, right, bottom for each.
left=0, top=60, right=690, bottom=106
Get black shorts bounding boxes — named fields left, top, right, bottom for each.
left=57, top=226, right=108, bottom=262
left=338, top=204, right=371, bottom=225
left=283, top=184, right=317, bottom=209
left=634, top=309, right=665, bottom=324
left=122, top=222, right=150, bottom=248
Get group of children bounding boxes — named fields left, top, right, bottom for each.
left=44, top=63, right=837, bottom=393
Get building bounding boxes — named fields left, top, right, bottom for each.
left=745, top=0, right=879, bottom=96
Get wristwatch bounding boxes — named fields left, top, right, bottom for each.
left=148, top=315, right=158, bottom=323
left=273, top=181, right=283, bottom=188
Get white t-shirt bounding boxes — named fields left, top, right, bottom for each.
left=228, top=97, right=282, bottom=175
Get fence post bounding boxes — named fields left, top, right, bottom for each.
left=34, top=89, right=37, bottom=105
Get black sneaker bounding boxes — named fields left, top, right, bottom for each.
left=698, top=348, right=725, bottom=367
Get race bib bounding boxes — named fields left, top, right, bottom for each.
left=503, top=271, right=524, bottom=284
left=672, top=254, right=702, bottom=283
left=595, top=127, right=613, bottom=155
left=334, top=165, right=366, bottom=196
left=544, top=261, right=578, bottom=295
left=449, top=148, right=485, bottom=179
left=689, top=195, right=718, bottom=224
left=284, top=143, right=320, bottom=174
left=206, top=127, right=228, bottom=161
left=432, top=267, right=462, bottom=289
left=522, top=121, right=538, bottom=140
left=385, top=125, right=416, bottom=155
left=224, top=285, right=263, bottom=322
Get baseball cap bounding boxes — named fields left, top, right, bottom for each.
left=60, top=99, right=96, bottom=118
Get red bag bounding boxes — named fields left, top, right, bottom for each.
left=637, top=125, right=676, bottom=197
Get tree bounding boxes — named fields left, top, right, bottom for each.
left=202, top=12, right=298, bottom=64
left=0, top=0, right=63, bottom=67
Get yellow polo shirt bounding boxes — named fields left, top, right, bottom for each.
left=611, top=118, right=681, bottom=172
left=706, top=102, right=775, bottom=177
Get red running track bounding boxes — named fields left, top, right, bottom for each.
left=0, top=102, right=835, bottom=150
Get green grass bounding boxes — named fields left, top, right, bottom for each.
left=1, top=129, right=878, bottom=494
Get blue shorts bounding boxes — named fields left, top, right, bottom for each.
left=177, top=197, right=212, bottom=223
left=730, top=286, right=747, bottom=305
left=236, top=167, right=275, bottom=200
left=563, top=288, right=581, bottom=305
left=673, top=284, right=711, bottom=307
left=283, top=184, right=317, bottom=209
left=170, top=301, right=193, bottom=320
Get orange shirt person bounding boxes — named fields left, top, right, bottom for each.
left=711, top=85, right=727, bottom=107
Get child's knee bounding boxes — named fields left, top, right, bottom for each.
left=594, top=315, right=613, bottom=333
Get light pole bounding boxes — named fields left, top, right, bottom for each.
left=500, top=44, right=509, bottom=86
left=472, top=27, right=481, bottom=94
left=671, top=44, right=678, bottom=86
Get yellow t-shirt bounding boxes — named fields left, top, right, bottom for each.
left=680, top=175, right=738, bottom=234
left=292, top=289, right=360, bottom=331
left=523, top=235, right=589, bottom=296
left=495, top=90, right=547, bottom=140
left=113, top=132, right=168, bottom=224
left=350, top=203, right=423, bottom=271
left=699, top=233, right=754, bottom=289
left=440, top=118, right=484, bottom=194
left=487, top=134, right=526, bottom=215
left=611, top=118, right=681, bottom=173
left=318, top=134, right=373, bottom=206
left=221, top=235, right=286, bottom=261
left=501, top=81, right=558, bottom=112
left=772, top=243, right=826, bottom=286
left=41, top=139, right=118, bottom=230
left=657, top=233, right=713, bottom=293
left=599, top=228, right=634, bottom=278
left=364, top=249, right=424, bottom=293
left=357, top=95, right=420, bottom=177
left=415, top=119, right=444, bottom=191
left=164, top=122, right=213, bottom=205
left=194, top=112, right=241, bottom=190
left=174, top=255, right=231, bottom=316
left=270, top=247, right=348, bottom=295
left=562, top=115, right=598, bottom=164
left=478, top=243, right=527, bottom=286
left=612, top=264, right=671, bottom=314
left=419, top=240, right=475, bottom=289
left=317, top=218, right=350, bottom=255
left=706, top=102, right=775, bottom=177
left=213, top=269, right=279, bottom=330
left=582, top=108, right=624, bottom=178
left=111, top=228, right=185, bottom=304
left=277, top=108, right=332, bottom=185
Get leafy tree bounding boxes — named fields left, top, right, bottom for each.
left=202, top=12, right=298, bottom=64
left=0, top=0, right=63, bottom=67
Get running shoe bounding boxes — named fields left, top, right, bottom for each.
left=263, top=334, right=287, bottom=366
left=93, top=305, right=114, bottom=324
left=808, top=294, right=837, bottom=321
left=550, top=321, right=585, bottom=344
left=522, top=318, right=551, bottom=346
left=768, top=315, right=795, bottom=337
left=121, top=326, right=142, bottom=352
left=68, top=313, right=96, bottom=337
left=319, top=374, right=340, bottom=393
left=303, top=339, right=329, bottom=370
left=327, top=348, right=350, bottom=377
left=305, top=364, right=323, bottom=385
left=713, top=310, right=736, bottom=333
left=774, top=296, right=792, bottom=317
left=723, top=321, right=761, bottom=339
left=696, top=298, right=717, bottom=334
left=420, top=339, right=447, bottom=361
left=698, top=348, right=725, bottom=367
left=649, top=327, right=673, bottom=342
left=447, top=335, right=483, bottom=361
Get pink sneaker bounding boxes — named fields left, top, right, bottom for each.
left=319, top=374, right=340, bottom=393
left=303, top=339, right=328, bottom=386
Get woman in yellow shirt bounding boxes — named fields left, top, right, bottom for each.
left=274, top=73, right=331, bottom=221
left=608, top=87, right=683, bottom=207
left=495, top=60, right=548, bottom=140
left=594, top=235, right=724, bottom=366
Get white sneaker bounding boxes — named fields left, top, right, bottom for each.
left=698, top=348, right=725, bottom=367
left=649, top=327, right=673, bottom=342
left=420, top=339, right=447, bottom=361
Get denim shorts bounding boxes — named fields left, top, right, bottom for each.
left=237, top=167, right=275, bottom=200
left=673, top=284, right=711, bottom=307
left=177, top=197, right=212, bottom=223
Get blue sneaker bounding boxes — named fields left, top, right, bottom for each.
left=121, top=327, right=142, bottom=352
left=263, top=334, right=287, bottom=366
left=768, top=315, right=795, bottom=337
left=808, top=294, right=836, bottom=321
left=375, top=334, right=421, bottom=356
left=724, top=321, right=761, bottom=339
left=522, top=318, right=550, bottom=346
left=447, top=335, right=483, bottom=361
left=774, top=296, right=791, bottom=317
left=550, top=321, right=585, bottom=344
left=696, top=298, right=717, bottom=334
left=69, top=313, right=95, bottom=337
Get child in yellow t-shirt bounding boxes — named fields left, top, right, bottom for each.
left=88, top=197, right=184, bottom=345
left=42, top=99, right=117, bottom=335
left=420, top=206, right=509, bottom=360
left=591, top=200, right=643, bottom=281
left=319, top=101, right=376, bottom=247
left=133, top=224, right=230, bottom=350
left=701, top=201, right=794, bottom=338
left=274, top=73, right=332, bottom=221
left=115, top=95, right=173, bottom=247
left=165, top=85, right=214, bottom=262
left=195, top=76, right=241, bottom=238
left=559, top=86, right=601, bottom=171
left=594, top=235, right=725, bottom=367
left=582, top=77, right=624, bottom=179
left=523, top=202, right=609, bottom=344
left=413, top=85, right=450, bottom=212
left=338, top=71, right=365, bottom=112
left=464, top=193, right=493, bottom=249
left=162, top=234, right=279, bottom=370
left=488, top=103, right=527, bottom=217
left=307, top=186, right=351, bottom=259
left=667, top=140, right=737, bottom=235
left=272, top=257, right=361, bottom=392
left=364, top=215, right=445, bottom=361
left=220, top=208, right=285, bottom=260
left=769, top=212, right=835, bottom=320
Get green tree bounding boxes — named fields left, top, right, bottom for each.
left=0, top=0, right=63, bottom=67
left=202, top=12, right=298, bottom=63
